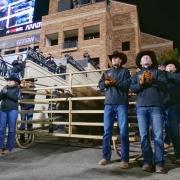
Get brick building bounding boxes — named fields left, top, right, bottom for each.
left=0, top=0, right=173, bottom=68
left=39, top=0, right=173, bottom=68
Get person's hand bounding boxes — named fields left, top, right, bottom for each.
left=105, top=76, right=117, bottom=86
left=105, top=80, right=111, bottom=86
left=140, top=71, right=154, bottom=85
left=139, top=73, right=145, bottom=85
left=144, top=70, right=154, bottom=84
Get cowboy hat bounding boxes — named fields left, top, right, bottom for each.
left=108, top=51, right=127, bottom=65
left=5, top=73, right=21, bottom=84
left=136, top=50, right=157, bottom=68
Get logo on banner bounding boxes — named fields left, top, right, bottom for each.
left=6, top=22, right=42, bottom=35
left=25, top=22, right=42, bottom=31
left=16, top=36, right=35, bottom=46
left=6, top=27, right=24, bottom=34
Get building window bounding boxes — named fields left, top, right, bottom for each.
left=58, top=0, right=73, bottom=12
left=122, top=41, right=130, bottom=51
left=19, top=48, right=28, bottom=52
left=63, top=29, right=78, bottom=49
left=4, top=50, right=16, bottom=55
left=79, top=0, right=91, bottom=5
left=45, top=33, right=59, bottom=47
left=84, top=25, right=100, bottom=40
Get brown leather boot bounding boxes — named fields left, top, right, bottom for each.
left=2, top=150, right=11, bottom=155
left=98, top=158, right=110, bottom=165
left=142, top=164, right=153, bottom=172
left=120, top=161, right=129, bottom=169
left=155, top=165, right=166, bottom=174
left=0, top=149, right=4, bottom=156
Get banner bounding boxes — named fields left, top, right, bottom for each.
left=0, top=33, right=40, bottom=49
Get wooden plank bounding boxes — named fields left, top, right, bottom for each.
left=19, top=110, right=104, bottom=114
left=16, top=131, right=118, bottom=140
left=19, top=110, right=70, bottom=114
left=17, top=121, right=69, bottom=125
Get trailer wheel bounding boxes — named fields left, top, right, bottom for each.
left=16, top=131, right=35, bottom=149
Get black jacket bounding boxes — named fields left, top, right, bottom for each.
left=98, top=67, right=131, bottom=105
left=12, top=60, right=25, bottom=73
left=157, top=71, right=180, bottom=107
left=166, top=72, right=180, bottom=106
left=0, top=85, right=20, bottom=111
left=46, top=60, right=57, bottom=69
left=20, top=89, right=36, bottom=109
left=130, top=68, right=166, bottom=107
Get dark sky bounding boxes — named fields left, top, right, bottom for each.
left=119, top=0, right=180, bottom=50
left=36, top=0, right=180, bottom=50
left=33, top=0, right=50, bottom=22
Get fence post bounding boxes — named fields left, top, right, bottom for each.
left=68, top=73, right=73, bottom=137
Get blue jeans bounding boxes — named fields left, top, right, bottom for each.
left=103, top=105, right=129, bottom=162
left=162, top=107, right=171, bottom=145
left=137, top=106, right=164, bottom=166
left=20, top=107, right=34, bottom=130
left=168, top=105, right=180, bottom=159
left=0, top=110, right=18, bottom=151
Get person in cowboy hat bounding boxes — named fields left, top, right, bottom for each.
left=0, top=74, right=21, bottom=156
left=164, top=59, right=180, bottom=165
left=130, top=50, right=167, bottom=173
left=98, top=51, right=131, bottom=169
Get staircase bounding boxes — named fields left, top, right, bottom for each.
left=0, top=51, right=102, bottom=121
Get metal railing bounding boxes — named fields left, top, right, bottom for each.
left=26, top=49, right=58, bottom=73
left=26, top=49, right=89, bottom=78
left=63, top=40, right=78, bottom=49
left=17, top=68, right=138, bottom=150
left=67, top=57, right=85, bottom=72
left=0, top=57, right=13, bottom=77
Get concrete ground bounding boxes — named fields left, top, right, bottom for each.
left=0, top=141, right=180, bottom=180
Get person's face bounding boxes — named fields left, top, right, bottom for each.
left=140, top=55, right=152, bottom=68
left=18, top=55, right=23, bottom=61
left=166, top=64, right=177, bottom=73
left=111, top=56, right=122, bottom=67
left=158, top=65, right=166, bottom=71
left=7, top=80, right=16, bottom=87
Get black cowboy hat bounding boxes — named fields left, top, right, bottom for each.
left=5, top=74, right=21, bottom=84
left=164, top=59, right=180, bottom=72
left=136, top=50, right=157, bottom=68
left=108, top=51, right=127, bottom=65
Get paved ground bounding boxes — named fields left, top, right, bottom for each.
left=0, top=141, right=180, bottom=180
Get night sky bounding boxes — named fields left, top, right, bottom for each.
left=119, top=0, right=180, bottom=50
left=37, top=0, right=180, bottom=50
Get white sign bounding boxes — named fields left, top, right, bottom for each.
left=25, top=22, right=42, bottom=31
